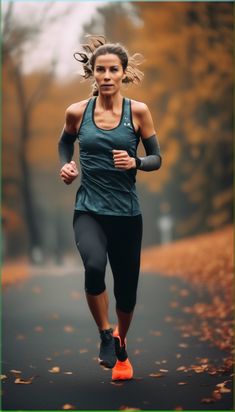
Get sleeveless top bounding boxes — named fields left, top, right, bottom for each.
left=74, top=96, right=141, bottom=216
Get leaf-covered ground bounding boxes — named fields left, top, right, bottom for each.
left=141, top=224, right=234, bottom=402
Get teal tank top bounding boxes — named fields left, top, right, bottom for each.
left=75, top=96, right=141, bottom=216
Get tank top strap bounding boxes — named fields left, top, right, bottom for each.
left=84, top=97, right=95, bottom=118
left=122, top=97, right=139, bottom=136
left=120, top=97, right=131, bottom=128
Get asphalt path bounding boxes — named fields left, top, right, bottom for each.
left=2, top=264, right=233, bottom=410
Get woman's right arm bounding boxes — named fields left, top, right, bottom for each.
left=58, top=107, right=79, bottom=165
left=58, top=105, right=80, bottom=185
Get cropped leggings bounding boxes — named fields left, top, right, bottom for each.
left=73, top=211, right=143, bottom=313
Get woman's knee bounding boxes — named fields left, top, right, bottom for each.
left=84, top=258, right=106, bottom=295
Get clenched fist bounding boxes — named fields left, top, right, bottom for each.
left=112, top=150, right=136, bottom=170
left=60, top=161, right=78, bottom=185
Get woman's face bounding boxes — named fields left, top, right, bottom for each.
left=93, top=53, right=126, bottom=95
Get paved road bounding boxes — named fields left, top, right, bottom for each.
left=2, top=265, right=233, bottom=410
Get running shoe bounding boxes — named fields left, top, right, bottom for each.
left=112, top=327, right=133, bottom=380
left=98, top=328, right=116, bottom=369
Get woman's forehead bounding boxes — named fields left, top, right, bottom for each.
left=95, top=54, right=122, bottom=66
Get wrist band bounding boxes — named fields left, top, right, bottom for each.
left=135, top=157, right=141, bottom=169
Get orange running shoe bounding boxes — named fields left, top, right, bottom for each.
left=112, top=329, right=133, bottom=380
left=112, top=358, right=133, bottom=381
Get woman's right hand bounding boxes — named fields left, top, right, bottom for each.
left=60, top=161, right=78, bottom=185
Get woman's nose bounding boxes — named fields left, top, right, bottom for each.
left=104, top=70, right=111, bottom=79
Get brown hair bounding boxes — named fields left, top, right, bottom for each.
left=74, top=35, right=144, bottom=96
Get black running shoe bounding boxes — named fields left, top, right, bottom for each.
left=98, top=328, right=116, bottom=369
left=114, top=335, right=128, bottom=362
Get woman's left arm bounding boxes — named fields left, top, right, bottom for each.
left=136, top=103, right=162, bottom=172
left=112, top=103, right=162, bottom=171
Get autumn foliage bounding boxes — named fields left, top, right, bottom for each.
left=2, top=2, right=233, bottom=258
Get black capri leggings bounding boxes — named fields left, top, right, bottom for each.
left=73, top=211, right=143, bottom=313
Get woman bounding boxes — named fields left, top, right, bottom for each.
left=58, top=35, right=162, bottom=381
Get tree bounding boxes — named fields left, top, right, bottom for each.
left=2, top=2, right=71, bottom=261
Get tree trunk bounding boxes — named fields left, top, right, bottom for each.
left=11, top=62, right=43, bottom=263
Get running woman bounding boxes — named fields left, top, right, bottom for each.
left=58, top=35, right=162, bottom=381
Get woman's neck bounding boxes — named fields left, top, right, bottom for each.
left=96, top=92, right=123, bottom=111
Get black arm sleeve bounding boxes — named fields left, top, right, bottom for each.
left=136, top=134, right=162, bottom=171
left=58, top=129, right=77, bottom=166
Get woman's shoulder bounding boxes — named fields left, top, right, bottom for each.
left=65, top=99, right=90, bottom=120
left=129, top=98, right=150, bottom=117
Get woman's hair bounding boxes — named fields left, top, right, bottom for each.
left=74, top=35, right=144, bottom=96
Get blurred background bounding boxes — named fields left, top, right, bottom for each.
left=2, top=1, right=233, bottom=265
left=1, top=4, right=234, bottom=409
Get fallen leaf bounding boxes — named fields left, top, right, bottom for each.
left=48, top=367, right=60, bottom=374
left=1, top=375, right=7, bottom=380
left=218, top=387, right=231, bottom=393
left=63, top=325, right=75, bottom=333
left=159, top=369, right=168, bottom=373
left=164, top=316, right=173, bottom=322
left=201, top=398, right=215, bottom=404
left=16, top=334, right=26, bottom=341
left=14, top=377, right=34, bottom=385
left=70, top=291, right=81, bottom=300
left=149, top=373, right=164, bottom=378
left=178, top=343, right=188, bottom=348
left=79, top=349, right=88, bottom=354
left=170, top=301, right=179, bottom=308
left=208, top=370, right=217, bottom=375
left=10, top=369, right=22, bottom=376
left=149, top=330, right=162, bottom=336
left=216, top=380, right=230, bottom=388
left=193, top=366, right=206, bottom=373
left=177, top=382, right=188, bottom=385
left=176, top=366, right=188, bottom=372
left=64, top=372, right=73, bottom=375
left=212, top=390, right=222, bottom=400
left=181, top=333, right=190, bottom=338
left=34, top=326, right=44, bottom=333
left=179, top=289, right=189, bottom=297
left=62, top=404, right=76, bottom=410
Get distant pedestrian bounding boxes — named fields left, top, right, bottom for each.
left=58, top=35, right=162, bottom=381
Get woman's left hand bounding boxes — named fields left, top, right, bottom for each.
left=112, top=150, right=136, bottom=170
